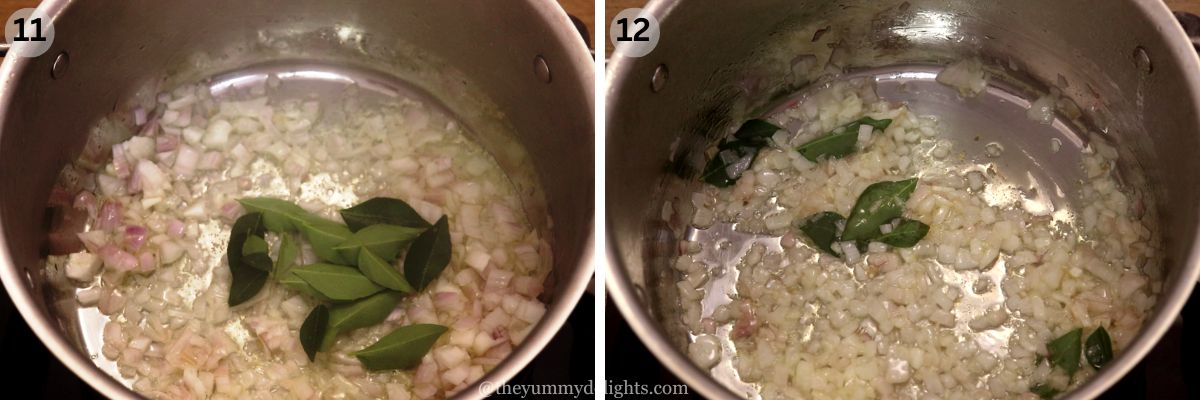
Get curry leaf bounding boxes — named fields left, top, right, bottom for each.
left=358, top=248, right=415, bottom=293
left=1085, top=326, right=1113, bottom=370
left=229, top=262, right=268, bottom=307
left=240, top=234, right=273, bottom=271
left=242, top=252, right=274, bottom=272
left=292, top=263, right=384, bottom=301
left=274, top=233, right=300, bottom=276
left=403, top=216, right=452, bottom=291
left=329, top=291, right=405, bottom=333
left=242, top=235, right=269, bottom=256
left=228, top=212, right=265, bottom=270
left=320, top=324, right=339, bottom=352
left=797, top=130, right=856, bottom=162
left=798, top=212, right=845, bottom=255
left=340, top=197, right=431, bottom=231
left=297, top=217, right=353, bottom=265
left=700, top=139, right=763, bottom=187
left=796, top=117, right=892, bottom=162
left=277, top=271, right=331, bottom=301
left=300, top=305, right=329, bottom=361
left=333, top=224, right=426, bottom=263
left=1030, top=383, right=1060, bottom=400
left=732, top=119, right=782, bottom=141
left=238, top=197, right=309, bottom=232
left=874, top=218, right=930, bottom=248
left=699, top=120, right=780, bottom=187
left=228, top=213, right=268, bottom=306
left=353, top=324, right=448, bottom=371
left=1047, top=328, right=1083, bottom=377
left=841, top=178, right=918, bottom=241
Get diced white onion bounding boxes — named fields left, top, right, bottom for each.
left=725, top=154, right=754, bottom=180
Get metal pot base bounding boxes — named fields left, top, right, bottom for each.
left=70, top=60, right=491, bottom=391
left=676, top=63, right=1118, bottom=399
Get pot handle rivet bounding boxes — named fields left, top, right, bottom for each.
left=51, top=51, right=69, bottom=80
left=651, top=64, right=668, bottom=93
left=533, top=55, right=552, bottom=84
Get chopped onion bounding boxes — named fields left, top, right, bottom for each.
left=127, top=166, right=142, bottom=194
left=156, top=135, right=180, bottom=152
left=138, top=120, right=159, bottom=137
left=839, top=241, right=862, bottom=264
left=97, top=202, right=122, bottom=231
left=73, top=191, right=97, bottom=217
left=77, top=287, right=103, bottom=306
left=413, top=362, right=437, bottom=386
left=856, top=124, right=873, bottom=148
left=66, top=251, right=102, bottom=281
left=725, top=153, right=754, bottom=180
left=203, top=119, right=233, bottom=149
left=166, top=219, right=185, bottom=238
left=136, top=251, right=158, bottom=273
left=966, top=171, right=986, bottom=191
left=198, top=152, right=224, bottom=171
left=465, top=249, right=491, bottom=272
left=97, top=174, right=124, bottom=196
left=485, top=269, right=514, bottom=292
left=1027, top=94, right=1056, bottom=124
left=134, top=160, right=167, bottom=196
left=125, top=137, right=155, bottom=160
left=133, top=107, right=148, bottom=126
left=433, top=292, right=465, bottom=312
left=167, top=94, right=196, bottom=110
left=124, top=225, right=148, bottom=251
left=718, top=149, right=740, bottom=165
left=112, top=145, right=131, bottom=178
left=174, top=145, right=200, bottom=177
left=936, top=58, right=988, bottom=96
left=77, top=230, right=108, bottom=252
left=99, top=244, right=138, bottom=272
left=512, top=276, right=542, bottom=297
left=159, top=241, right=184, bottom=264
left=220, top=201, right=242, bottom=220
left=182, top=126, right=204, bottom=144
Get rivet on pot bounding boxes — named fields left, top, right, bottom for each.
left=51, top=51, right=69, bottom=80
left=1133, top=46, right=1153, bottom=75
left=651, top=64, right=668, bottom=93
left=533, top=55, right=552, bottom=84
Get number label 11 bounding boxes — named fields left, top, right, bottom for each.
left=12, top=17, right=47, bottom=42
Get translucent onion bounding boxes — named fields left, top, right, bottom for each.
left=112, top=144, right=131, bottom=178
left=99, top=244, right=138, bottom=272
left=97, top=202, right=123, bottom=231
left=73, top=190, right=97, bottom=217
left=124, top=225, right=148, bottom=251
left=724, top=154, right=754, bottom=180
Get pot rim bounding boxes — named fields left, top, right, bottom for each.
left=604, top=0, right=1200, bottom=399
left=0, top=1, right=595, bottom=399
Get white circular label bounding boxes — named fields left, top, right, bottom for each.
left=5, top=8, right=55, bottom=58
left=609, top=8, right=660, bottom=58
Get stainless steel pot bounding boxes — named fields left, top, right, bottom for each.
left=0, top=1, right=593, bottom=398
left=607, top=0, right=1200, bottom=398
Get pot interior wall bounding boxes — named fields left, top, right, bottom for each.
left=608, top=0, right=1200, bottom=397
left=0, top=0, right=592, bottom=391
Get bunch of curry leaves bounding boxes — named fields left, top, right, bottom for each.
left=228, top=197, right=451, bottom=370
